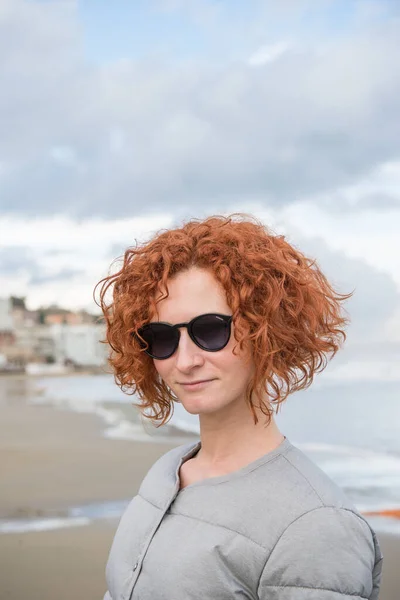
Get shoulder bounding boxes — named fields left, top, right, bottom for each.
left=252, top=441, right=360, bottom=540
left=255, top=443, right=383, bottom=598
left=280, top=442, right=356, bottom=509
left=258, top=505, right=383, bottom=600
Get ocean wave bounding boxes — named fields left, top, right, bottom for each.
left=29, top=375, right=400, bottom=517
left=2, top=496, right=399, bottom=536
left=31, top=377, right=196, bottom=444
left=0, top=516, right=90, bottom=534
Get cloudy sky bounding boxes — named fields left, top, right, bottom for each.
left=1, top=0, right=399, bottom=381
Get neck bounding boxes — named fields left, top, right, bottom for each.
left=195, top=400, right=285, bottom=471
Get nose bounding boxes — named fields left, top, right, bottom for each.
left=174, top=328, right=204, bottom=370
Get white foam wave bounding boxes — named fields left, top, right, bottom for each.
left=31, top=379, right=196, bottom=444
left=297, top=443, right=400, bottom=483
left=28, top=375, right=400, bottom=515
left=104, top=421, right=197, bottom=444
left=2, top=499, right=399, bottom=537
left=68, top=499, right=130, bottom=520
left=169, top=416, right=201, bottom=435
left=364, top=516, right=400, bottom=535
left=297, top=442, right=389, bottom=458
left=0, top=516, right=90, bottom=534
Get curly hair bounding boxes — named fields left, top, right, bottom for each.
left=94, top=213, right=352, bottom=428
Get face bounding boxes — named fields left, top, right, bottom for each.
left=150, top=266, right=255, bottom=420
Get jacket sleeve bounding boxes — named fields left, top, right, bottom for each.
left=257, top=506, right=383, bottom=600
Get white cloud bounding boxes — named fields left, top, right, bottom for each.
left=248, top=41, right=291, bottom=66
left=109, top=127, right=126, bottom=154
left=0, top=1, right=399, bottom=217
left=0, top=214, right=170, bottom=249
left=50, top=145, right=78, bottom=167
left=0, top=0, right=399, bottom=384
left=281, top=206, right=400, bottom=290
left=0, top=213, right=173, bottom=310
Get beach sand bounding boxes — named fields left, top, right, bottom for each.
left=0, top=375, right=399, bottom=599
left=0, top=521, right=116, bottom=600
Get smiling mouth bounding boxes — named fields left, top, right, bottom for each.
left=180, top=379, right=215, bottom=385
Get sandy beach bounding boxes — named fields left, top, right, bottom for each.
left=0, top=375, right=399, bottom=600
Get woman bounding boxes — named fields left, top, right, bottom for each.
left=96, top=213, right=383, bottom=600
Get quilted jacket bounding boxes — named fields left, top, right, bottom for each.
left=104, top=436, right=383, bottom=599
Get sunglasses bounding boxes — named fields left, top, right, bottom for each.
left=134, top=313, right=233, bottom=360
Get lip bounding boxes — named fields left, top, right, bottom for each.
left=180, top=379, right=215, bottom=389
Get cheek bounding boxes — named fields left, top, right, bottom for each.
left=153, top=359, right=172, bottom=382
left=226, top=334, right=254, bottom=367
left=233, top=347, right=255, bottom=383
left=217, top=345, right=254, bottom=379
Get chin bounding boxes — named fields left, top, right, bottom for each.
left=179, top=397, right=226, bottom=416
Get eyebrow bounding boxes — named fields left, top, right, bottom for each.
left=150, top=318, right=188, bottom=326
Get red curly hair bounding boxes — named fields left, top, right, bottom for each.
left=94, top=213, right=352, bottom=428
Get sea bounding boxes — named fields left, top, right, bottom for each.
left=1, top=373, right=400, bottom=535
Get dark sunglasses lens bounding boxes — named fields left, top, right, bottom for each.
left=192, top=315, right=230, bottom=350
left=139, top=324, right=178, bottom=359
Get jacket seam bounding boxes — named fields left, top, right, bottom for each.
left=255, top=505, right=366, bottom=591
left=167, top=510, right=267, bottom=550
left=265, top=505, right=365, bottom=560
left=282, top=452, right=326, bottom=505
left=262, top=585, right=367, bottom=598
left=138, top=493, right=163, bottom=511
left=279, top=454, right=380, bottom=560
left=281, top=453, right=379, bottom=543
left=177, top=452, right=284, bottom=492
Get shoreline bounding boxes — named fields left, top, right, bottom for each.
left=0, top=368, right=110, bottom=379
left=1, top=377, right=399, bottom=599
left=0, top=522, right=398, bottom=600
left=1, top=375, right=400, bottom=531
left=0, top=399, right=195, bottom=519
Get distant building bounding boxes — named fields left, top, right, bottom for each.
left=0, top=297, right=105, bottom=369
left=0, top=297, right=16, bottom=360
left=10, top=297, right=40, bottom=328
left=0, top=297, right=14, bottom=331
left=14, top=325, right=56, bottom=364
left=44, top=306, right=97, bottom=326
left=10, top=296, right=27, bottom=327
left=51, top=323, right=108, bottom=367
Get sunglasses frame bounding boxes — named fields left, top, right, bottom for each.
left=134, top=312, right=233, bottom=360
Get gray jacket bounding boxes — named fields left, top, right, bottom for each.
left=104, top=437, right=383, bottom=599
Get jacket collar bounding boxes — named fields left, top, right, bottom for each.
left=138, top=440, right=201, bottom=509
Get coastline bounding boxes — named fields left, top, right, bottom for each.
left=0, top=367, right=110, bottom=379
left=0, top=378, right=399, bottom=599
left=0, top=394, right=194, bottom=519
left=0, top=392, right=193, bottom=600
left=0, top=522, right=397, bottom=600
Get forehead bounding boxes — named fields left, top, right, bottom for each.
left=152, top=267, right=230, bottom=323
